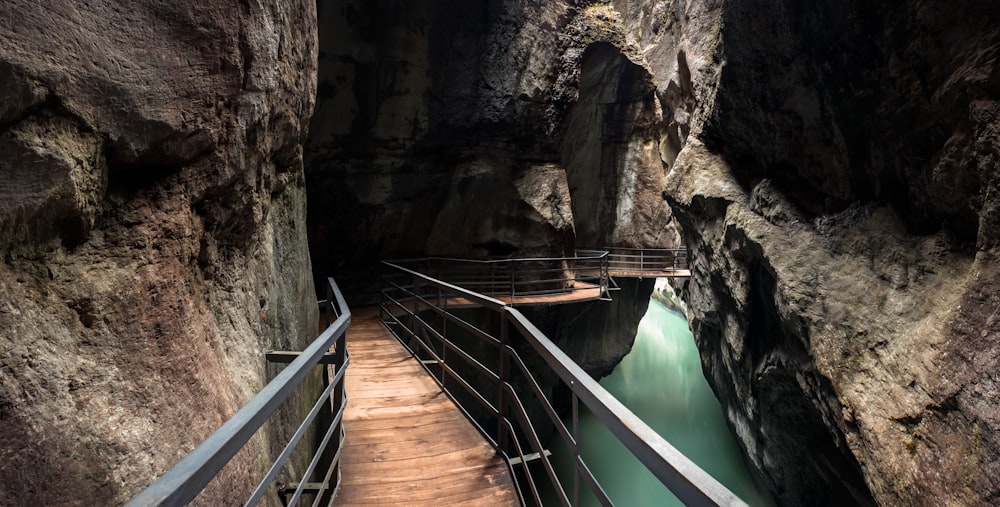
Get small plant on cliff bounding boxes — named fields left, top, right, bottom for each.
left=579, top=3, right=625, bottom=46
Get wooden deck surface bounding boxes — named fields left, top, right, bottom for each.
left=609, top=269, right=691, bottom=279
left=335, top=310, right=518, bottom=506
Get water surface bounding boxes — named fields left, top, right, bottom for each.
left=545, top=298, right=774, bottom=506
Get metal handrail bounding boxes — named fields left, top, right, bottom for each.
left=580, top=247, right=689, bottom=272
left=128, top=277, right=351, bottom=507
left=386, top=252, right=610, bottom=303
left=379, top=261, right=745, bottom=507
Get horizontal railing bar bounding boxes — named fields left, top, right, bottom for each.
left=429, top=306, right=503, bottom=348
left=504, top=309, right=745, bottom=507
left=582, top=246, right=687, bottom=253
left=391, top=316, right=502, bottom=415
left=575, top=455, right=612, bottom=507
left=310, top=427, right=345, bottom=507
left=499, top=416, right=543, bottom=506
left=391, top=307, right=501, bottom=388
left=288, top=399, right=346, bottom=506
left=388, top=252, right=608, bottom=265
left=504, top=382, right=569, bottom=506
left=384, top=261, right=507, bottom=310
left=246, top=357, right=348, bottom=506
left=505, top=345, right=578, bottom=455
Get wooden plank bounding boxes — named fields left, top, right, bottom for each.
left=335, top=312, right=517, bottom=506
left=346, top=418, right=484, bottom=446
left=335, top=461, right=516, bottom=504
left=343, top=426, right=489, bottom=459
left=341, top=443, right=495, bottom=478
left=342, top=409, right=466, bottom=432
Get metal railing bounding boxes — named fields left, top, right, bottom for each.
left=578, top=247, right=689, bottom=275
left=379, top=261, right=745, bottom=507
left=386, top=251, right=610, bottom=303
left=128, top=277, right=351, bottom=507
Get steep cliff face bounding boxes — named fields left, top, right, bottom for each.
left=306, top=0, right=997, bottom=504
left=306, top=0, right=680, bottom=301
left=659, top=0, right=999, bottom=504
left=0, top=1, right=318, bottom=504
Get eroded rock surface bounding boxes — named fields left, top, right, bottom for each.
left=659, top=0, right=999, bottom=505
left=306, top=0, right=681, bottom=301
left=0, top=1, right=318, bottom=504
left=304, top=0, right=998, bottom=505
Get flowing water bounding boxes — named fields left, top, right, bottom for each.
left=543, top=296, right=775, bottom=506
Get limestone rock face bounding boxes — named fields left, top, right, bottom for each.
left=0, top=1, right=318, bottom=504
left=306, top=0, right=682, bottom=301
left=657, top=0, right=999, bottom=505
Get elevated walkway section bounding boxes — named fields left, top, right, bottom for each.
left=385, top=247, right=690, bottom=309
left=335, top=308, right=517, bottom=506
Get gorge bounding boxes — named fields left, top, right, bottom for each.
left=0, top=0, right=997, bottom=505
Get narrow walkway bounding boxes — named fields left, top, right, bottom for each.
left=335, top=309, right=518, bottom=506
left=609, top=268, right=691, bottom=278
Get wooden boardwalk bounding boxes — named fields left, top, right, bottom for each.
left=335, top=309, right=518, bottom=506
left=609, top=268, right=691, bottom=279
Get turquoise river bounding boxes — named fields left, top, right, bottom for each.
left=545, top=296, right=775, bottom=506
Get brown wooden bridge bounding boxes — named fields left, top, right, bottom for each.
left=129, top=247, right=746, bottom=507
left=330, top=247, right=725, bottom=507
left=335, top=308, right=518, bottom=505
left=385, top=247, right=690, bottom=307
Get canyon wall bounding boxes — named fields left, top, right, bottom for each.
left=310, top=0, right=999, bottom=505
left=0, top=1, right=318, bottom=504
left=307, top=0, right=680, bottom=301
left=658, top=0, right=999, bottom=505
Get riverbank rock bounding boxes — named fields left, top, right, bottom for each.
left=0, top=1, right=318, bottom=504
left=661, top=0, right=999, bottom=504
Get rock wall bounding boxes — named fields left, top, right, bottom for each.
left=0, top=1, right=318, bottom=505
left=306, top=0, right=681, bottom=301
left=306, top=0, right=999, bottom=504
left=658, top=0, right=999, bottom=505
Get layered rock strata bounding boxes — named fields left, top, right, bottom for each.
left=0, top=1, right=318, bottom=504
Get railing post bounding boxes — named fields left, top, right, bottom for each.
left=508, top=261, right=516, bottom=303
left=330, top=321, right=347, bottom=499
left=601, top=253, right=609, bottom=298
left=497, top=309, right=511, bottom=454
left=327, top=279, right=347, bottom=502
left=572, top=392, right=580, bottom=507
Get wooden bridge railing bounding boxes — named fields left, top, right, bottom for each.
left=379, top=261, right=745, bottom=507
left=127, top=277, right=351, bottom=507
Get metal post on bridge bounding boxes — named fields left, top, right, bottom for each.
left=497, top=310, right=511, bottom=454
left=329, top=290, right=346, bottom=503
left=508, top=260, right=516, bottom=303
